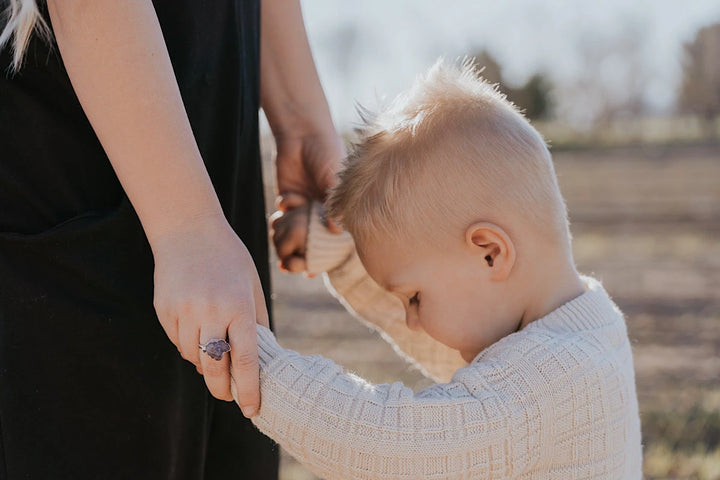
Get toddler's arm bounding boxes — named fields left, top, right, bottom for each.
left=305, top=201, right=467, bottom=382
left=244, top=324, right=539, bottom=480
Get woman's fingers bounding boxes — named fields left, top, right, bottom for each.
left=226, top=276, right=268, bottom=417
left=254, top=280, right=270, bottom=329
left=199, top=322, right=234, bottom=402
left=178, top=310, right=201, bottom=367
left=150, top=216, right=266, bottom=414
left=153, top=298, right=180, bottom=349
left=228, top=316, right=261, bottom=417
left=179, top=282, right=266, bottom=410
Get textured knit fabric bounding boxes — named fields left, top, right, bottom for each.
left=248, top=203, right=643, bottom=479
left=305, top=201, right=356, bottom=274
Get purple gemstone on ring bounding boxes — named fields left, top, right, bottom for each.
left=202, top=339, right=231, bottom=361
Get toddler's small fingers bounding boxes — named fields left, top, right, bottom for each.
left=275, top=229, right=305, bottom=260
left=285, top=255, right=306, bottom=274
left=277, top=192, right=308, bottom=212
left=271, top=221, right=290, bottom=250
left=326, top=216, right=343, bottom=234
left=269, top=210, right=284, bottom=231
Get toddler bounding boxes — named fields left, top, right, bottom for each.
left=235, top=60, right=642, bottom=479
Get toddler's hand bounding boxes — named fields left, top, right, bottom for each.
left=270, top=193, right=355, bottom=276
left=270, top=193, right=311, bottom=274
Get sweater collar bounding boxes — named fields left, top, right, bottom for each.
left=470, top=274, right=624, bottom=364
left=530, top=274, right=622, bottom=331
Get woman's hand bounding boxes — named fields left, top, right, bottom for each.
left=271, top=135, right=344, bottom=275
left=275, top=132, right=345, bottom=202
left=150, top=213, right=268, bottom=417
left=47, top=0, right=268, bottom=418
left=259, top=0, right=345, bottom=269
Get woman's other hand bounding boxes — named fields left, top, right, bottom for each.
left=151, top=213, right=268, bottom=417
left=274, top=133, right=344, bottom=203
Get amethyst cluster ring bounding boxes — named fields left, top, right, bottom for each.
left=199, top=339, right=232, bottom=361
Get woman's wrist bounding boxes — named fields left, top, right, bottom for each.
left=146, top=209, right=231, bottom=258
left=271, top=120, right=339, bottom=147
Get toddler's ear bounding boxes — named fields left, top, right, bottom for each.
left=465, top=223, right=516, bottom=281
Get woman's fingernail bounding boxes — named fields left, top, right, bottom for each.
left=230, top=380, right=238, bottom=401
left=241, top=405, right=257, bottom=418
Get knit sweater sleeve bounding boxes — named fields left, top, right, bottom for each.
left=251, top=324, right=542, bottom=480
left=305, top=202, right=468, bottom=383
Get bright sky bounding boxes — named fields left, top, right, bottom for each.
left=299, top=0, right=720, bottom=129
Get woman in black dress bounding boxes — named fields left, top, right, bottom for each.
left=0, top=0, right=343, bottom=478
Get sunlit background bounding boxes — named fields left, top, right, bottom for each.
left=262, top=2, right=720, bottom=479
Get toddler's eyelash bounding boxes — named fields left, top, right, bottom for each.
left=409, top=293, right=420, bottom=306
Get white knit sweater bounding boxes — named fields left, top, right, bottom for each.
left=249, top=204, right=643, bottom=479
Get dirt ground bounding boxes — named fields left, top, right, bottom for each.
left=259, top=142, right=720, bottom=480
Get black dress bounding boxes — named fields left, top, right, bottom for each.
left=0, top=1, right=278, bottom=478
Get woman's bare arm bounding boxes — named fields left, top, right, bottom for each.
left=47, top=0, right=220, bottom=241
left=260, top=0, right=345, bottom=273
left=260, top=0, right=344, bottom=203
left=46, top=0, right=266, bottom=416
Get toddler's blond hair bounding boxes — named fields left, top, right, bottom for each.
left=327, top=59, right=571, bottom=255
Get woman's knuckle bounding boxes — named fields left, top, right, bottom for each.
left=231, top=350, right=257, bottom=369
left=229, top=298, right=252, bottom=315
left=203, top=361, right=227, bottom=377
left=153, top=296, right=169, bottom=313
left=198, top=300, right=220, bottom=316
left=177, top=297, right=218, bottom=316
left=177, top=299, right=195, bottom=315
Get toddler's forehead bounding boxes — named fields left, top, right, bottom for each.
left=355, top=231, right=451, bottom=269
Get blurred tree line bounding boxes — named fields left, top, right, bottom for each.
left=472, top=21, right=720, bottom=138
left=470, top=50, right=552, bottom=121
left=678, top=22, right=720, bottom=137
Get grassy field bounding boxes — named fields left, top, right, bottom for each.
left=261, top=141, right=720, bottom=480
